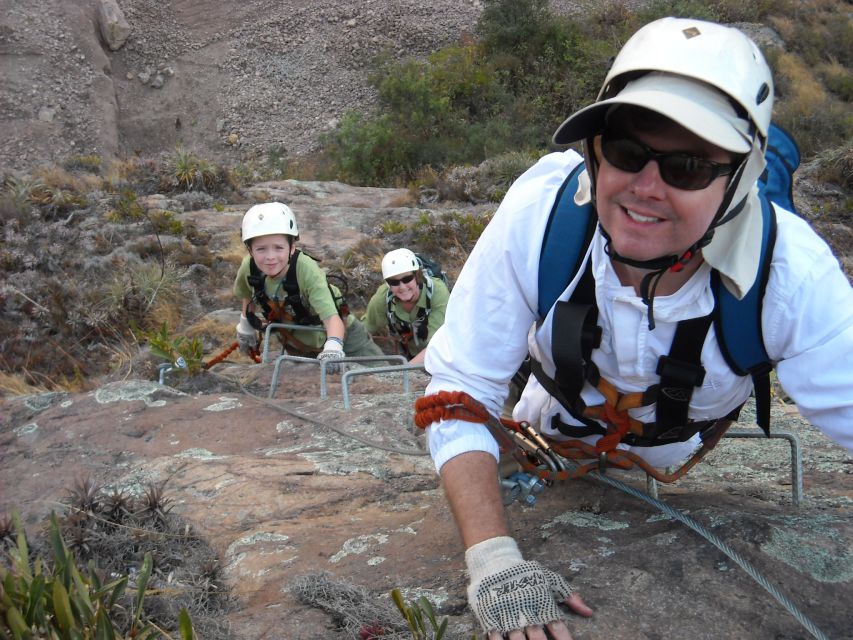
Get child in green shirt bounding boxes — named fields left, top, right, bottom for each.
left=233, top=202, right=383, bottom=370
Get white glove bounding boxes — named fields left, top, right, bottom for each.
left=236, top=315, right=259, bottom=355
left=465, top=536, right=574, bottom=635
left=317, top=337, right=345, bottom=374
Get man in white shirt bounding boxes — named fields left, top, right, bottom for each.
left=421, top=17, right=853, bottom=640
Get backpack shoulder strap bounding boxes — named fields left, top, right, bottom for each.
left=537, top=162, right=598, bottom=318
left=281, top=250, right=323, bottom=325
left=247, top=258, right=273, bottom=316
left=712, top=195, right=777, bottom=434
left=283, top=249, right=301, bottom=295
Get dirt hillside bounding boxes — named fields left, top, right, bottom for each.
left=0, top=0, right=487, bottom=173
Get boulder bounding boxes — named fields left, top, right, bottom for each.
left=97, top=0, right=131, bottom=51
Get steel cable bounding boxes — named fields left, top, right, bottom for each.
left=587, top=468, right=830, bottom=640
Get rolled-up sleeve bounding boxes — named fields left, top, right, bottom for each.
left=424, top=150, right=584, bottom=471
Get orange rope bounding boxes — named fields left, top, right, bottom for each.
left=414, top=390, right=731, bottom=484
left=414, top=390, right=491, bottom=428
left=204, top=342, right=261, bottom=369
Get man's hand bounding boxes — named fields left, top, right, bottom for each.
left=317, top=336, right=345, bottom=374
left=235, top=315, right=259, bottom=356
left=466, top=537, right=593, bottom=639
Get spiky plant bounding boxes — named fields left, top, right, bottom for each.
left=103, top=486, right=135, bottom=525
left=65, top=475, right=103, bottom=518
left=140, top=481, right=174, bottom=526
left=61, top=510, right=100, bottom=558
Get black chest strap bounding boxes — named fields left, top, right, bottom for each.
left=248, top=251, right=322, bottom=326
left=533, top=255, right=726, bottom=448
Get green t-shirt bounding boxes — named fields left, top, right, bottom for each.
left=362, top=276, right=450, bottom=354
left=234, top=251, right=352, bottom=349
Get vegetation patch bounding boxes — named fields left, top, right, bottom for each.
left=1, top=478, right=233, bottom=639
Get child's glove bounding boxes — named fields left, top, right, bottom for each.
left=317, top=337, right=345, bottom=374
left=236, top=315, right=259, bottom=355
left=465, top=536, right=574, bottom=635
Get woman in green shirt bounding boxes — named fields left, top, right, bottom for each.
left=362, top=248, right=450, bottom=365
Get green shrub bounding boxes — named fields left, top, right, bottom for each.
left=0, top=511, right=197, bottom=640
left=0, top=177, right=38, bottom=223
left=63, top=154, right=102, bottom=173
left=322, top=112, right=415, bottom=186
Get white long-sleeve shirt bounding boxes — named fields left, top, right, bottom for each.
left=425, top=150, right=853, bottom=471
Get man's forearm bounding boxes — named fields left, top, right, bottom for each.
left=440, top=450, right=509, bottom=548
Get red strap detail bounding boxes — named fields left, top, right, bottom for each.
left=593, top=402, right=633, bottom=454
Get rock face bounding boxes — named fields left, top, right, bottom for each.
left=2, top=366, right=852, bottom=639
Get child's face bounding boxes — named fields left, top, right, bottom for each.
left=249, top=234, right=295, bottom=278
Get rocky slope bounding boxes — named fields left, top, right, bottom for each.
left=2, top=365, right=852, bottom=639
left=0, top=0, right=488, bottom=174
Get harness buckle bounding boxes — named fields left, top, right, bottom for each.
left=655, top=355, right=706, bottom=387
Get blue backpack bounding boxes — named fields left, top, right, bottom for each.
left=759, top=123, right=800, bottom=214
left=535, top=124, right=800, bottom=439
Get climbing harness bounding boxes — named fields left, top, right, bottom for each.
left=414, top=390, right=830, bottom=640
left=536, top=162, right=778, bottom=438
left=246, top=250, right=351, bottom=356
left=385, top=276, right=434, bottom=358
left=414, top=391, right=731, bottom=484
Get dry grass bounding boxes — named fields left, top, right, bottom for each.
left=219, top=234, right=249, bottom=270
left=32, top=165, right=90, bottom=193
left=775, top=52, right=828, bottom=106
left=0, top=372, right=49, bottom=396
left=0, top=368, right=89, bottom=396
left=387, top=190, right=417, bottom=208
left=185, top=315, right=234, bottom=345
left=813, top=141, right=853, bottom=189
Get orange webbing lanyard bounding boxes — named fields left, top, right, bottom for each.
left=264, top=304, right=324, bottom=356
left=414, top=390, right=731, bottom=483
left=581, top=377, right=646, bottom=454
left=204, top=342, right=262, bottom=368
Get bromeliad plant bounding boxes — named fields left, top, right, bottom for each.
left=0, top=511, right=197, bottom=639
left=134, top=321, right=206, bottom=376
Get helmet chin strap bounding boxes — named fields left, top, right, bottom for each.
left=603, top=228, right=712, bottom=330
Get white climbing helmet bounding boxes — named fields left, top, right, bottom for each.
left=241, top=202, right=299, bottom=244
left=381, top=248, right=420, bottom=280
left=553, top=17, right=774, bottom=152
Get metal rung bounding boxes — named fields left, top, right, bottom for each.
left=262, top=322, right=325, bottom=363
left=269, top=355, right=324, bottom=398
left=645, top=427, right=804, bottom=507
left=269, top=354, right=408, bottom=399
left=725, top=428, right=803, bottom=507
left=341, top=363, right=426, bottom=409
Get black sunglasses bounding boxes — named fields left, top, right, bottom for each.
left=386, top=273, right=416, bottom=287
left=600, top=135, right=738, bottom=191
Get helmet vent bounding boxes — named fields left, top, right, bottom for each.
left=681, top=26, right=701, bottom=39
left=756, top=83, right=770, bottom=105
